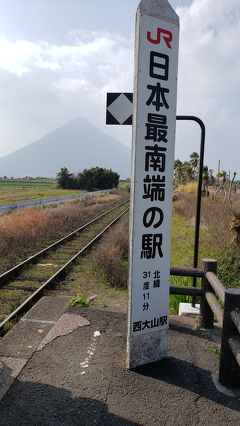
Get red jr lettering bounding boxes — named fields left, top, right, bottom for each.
left=147, top=28, right=173, bottom=49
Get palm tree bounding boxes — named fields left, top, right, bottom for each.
left=189, top=152, right=199, bottom=178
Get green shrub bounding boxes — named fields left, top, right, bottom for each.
left=69, top=293, right=90, bottom=307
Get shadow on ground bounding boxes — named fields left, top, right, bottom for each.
left=170, top=321, right=220, bottom=343
left=0, top=378, right=139, bottom=426
left=136, top=357, right=240, bottom=412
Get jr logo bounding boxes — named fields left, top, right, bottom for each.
left=147, top=28, right=173, bottom=48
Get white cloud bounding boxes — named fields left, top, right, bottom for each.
left=0, top=37, right=39, bottom=76
left=0, top=31, right=134, bottom=83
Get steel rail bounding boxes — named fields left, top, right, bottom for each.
left=0, top=199, right=129, bottom=287
left=0, top=207, right=129, bottom=333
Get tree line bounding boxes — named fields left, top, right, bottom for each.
left=174, top=152, right=238, bottom=188
left=57, top=167, right=120, bottom=191
left=174, top=152, right=214, bottom=186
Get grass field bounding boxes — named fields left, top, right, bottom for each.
left=0, top=179, right=83, bottom=204
left=118, top=180, right=130, bottom=190
left=0, top=178, right=129, bottom=204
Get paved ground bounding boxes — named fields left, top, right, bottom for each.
left=0, top=297, right=239, bottom=425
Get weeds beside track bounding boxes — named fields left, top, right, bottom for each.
left=0, top=192, right=126, bottom=273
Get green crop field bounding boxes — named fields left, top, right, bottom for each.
left=118, top=180, right=130, bottom=190
left=0, top=178, right=83, bottom=204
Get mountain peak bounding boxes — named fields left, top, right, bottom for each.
left=0, top=119, right=130, bottom=178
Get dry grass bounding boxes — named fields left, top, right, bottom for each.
left=0, top=192, right=127, bottom=273
left=0, top=209, right=47, bottom=257
left=173, top=192, right=197, bottom=220
left=173, top=191, right=233, bottom=248
left=90, top=192, right=121, bottom=203
left=93, top=215, right=129, bottom=288
left=173, top=190, right=240, bottom=287
left=174, top=181, right=198, bottom=194
left=201, top=198, right=233, bottom=249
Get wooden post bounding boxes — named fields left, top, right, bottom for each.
left=200, top=258, right=217, bottom=328
left=219, top=288, right=240, bottom=388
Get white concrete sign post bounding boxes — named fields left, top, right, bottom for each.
left=127, top=0, right=179, bottom=369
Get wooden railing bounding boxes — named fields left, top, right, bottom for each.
left=170, top=259, right=240, bottom=389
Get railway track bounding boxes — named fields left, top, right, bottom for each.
left=0, top=200, right=129, bottom=334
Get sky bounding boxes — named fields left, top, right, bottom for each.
left=0, top=0, right=239, bottom=175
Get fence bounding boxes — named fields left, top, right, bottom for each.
left=170, top=259, right=240, bottom=389
left=0, top=190, right=112, bottom=214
